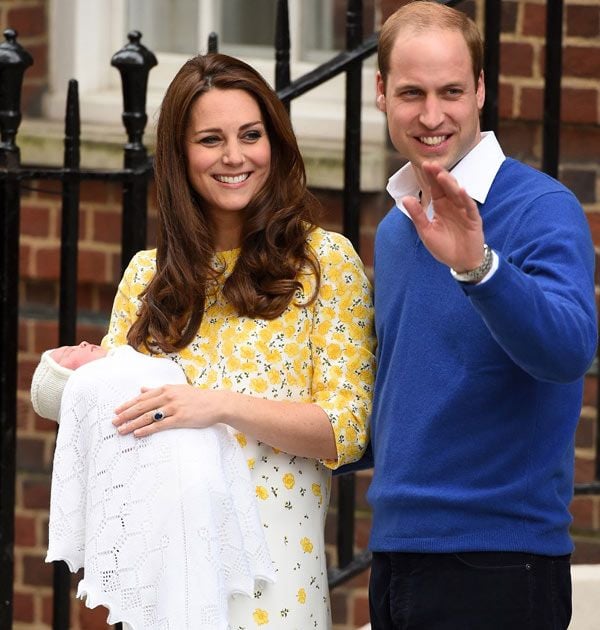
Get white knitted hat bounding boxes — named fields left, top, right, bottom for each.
left=30, top=350, right=74, bottom=421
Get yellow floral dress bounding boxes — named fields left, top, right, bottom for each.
left=101, top=227, right=376, bottom=629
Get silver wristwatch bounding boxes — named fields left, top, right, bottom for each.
left=450, top=244, right=493, bottom=284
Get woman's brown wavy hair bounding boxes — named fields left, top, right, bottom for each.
left=127, top=53, right=321, bottom=353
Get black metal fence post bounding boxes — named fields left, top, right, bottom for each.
left=275, top=0, right=291, bottom=114
left=338, top=0, right=364, bottom=571
left=482, top=0, right=501, bottom=134
left=0, top=28, right=32, bottom=630
left=111, top=31, right=157, bottom=274
left=541, top=0, right=563, bottom=179
left=51, top=78, right=82, bottom=630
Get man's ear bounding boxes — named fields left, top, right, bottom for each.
left=375, top=71, right=386, bottom=112
left=476, top=70, right=485, bottom=110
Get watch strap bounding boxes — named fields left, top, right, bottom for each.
left=450, top=244, right=493, bottom=283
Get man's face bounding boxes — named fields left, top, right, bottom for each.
left=376, top=28, right=484, bottom=186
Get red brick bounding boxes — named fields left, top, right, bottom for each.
left=13, top=590, right=35, bottom=623
left=566, top=5, right=600, bottom=39
left=499, top=81, right=514, bottom=118
left=522, top=2, right=546, bottom=37
left=78, top=249, right=108, bottom=283
left=572, top=538, right=600, bottom=564
left=21, top=477, right=51, bottom=508
left=79, top=603, right=112, bottom=630
left=34, top=414, right=59, bottom=433
left=583, top=374, right=597, bottom=407
left=500, top=42, right=535, bottom=77
left=41, top=592, right=53, bottom=625
left=99, top=283, right=119, bottom=314
left=15, top=514, right=37, bottom=546
left=92, top=209, right=122, bottom=244
left=561, top=87, right=598, bottom=125
left=587, top=212, right=600, bottom=247
left=22, top=278, right=58, bottom=307
left=6, top=5, right=45, bottom=37
left=561, top=125, right=600, bottom=162
left=18, top=357, right=36, bottom=392
left=34, top=247, right=60, bottom=279
left=519, top=86, right=543, bottom=121
left=111, top=251, right=124, bottom=283
left=18, top=436, right=50, bottom=475
left=561, top=168, right=597, bottom=205
left=22, top=553, right=53, bottom=587
left=563, top=46, right=600, bottom=79
left=32, top=319, right=59, bottom=353
left=19, top=242, right=31, bottom=276
left=80, top=181, right=111, bottom=204
left=574, top=457, right=595, bottom=484
left=571, top=495, right=596, bottom=529
left=330, top=590, right=349, bottom=624
left=353, top=594, right=371, bottom=626
left=21, top=204, right=52, bottom=237
left=575, top=415, right=595, bottom=450
left=75, top=322, right=107, bottom=346
left=501, top=2, right=518, bottom=34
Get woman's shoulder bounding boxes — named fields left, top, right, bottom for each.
left=127, top=248, right=157, bottom=270
left=121, top=249, right=157, bottom=284
left=307, top=227, right=360, bottom=260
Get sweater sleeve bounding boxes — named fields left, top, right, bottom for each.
left=462, top=189, right=597, bottom=383
left=101, top=250, right=157, bottom=350
left=308, top=232, right=376, bottom=469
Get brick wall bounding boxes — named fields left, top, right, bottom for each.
left=4, top=0, right=600, bottom=628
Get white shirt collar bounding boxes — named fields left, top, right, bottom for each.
left=386, top=131, right=506, bottom=219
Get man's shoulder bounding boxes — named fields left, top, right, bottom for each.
left=495, top=158, right=573, bottom=196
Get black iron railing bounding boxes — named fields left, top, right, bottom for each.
left=1, top=1, right=593, bottom=629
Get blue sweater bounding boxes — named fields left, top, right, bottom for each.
left=368, top=158, right=597, bottom=555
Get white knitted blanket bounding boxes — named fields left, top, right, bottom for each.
left=46, top=346, right=274, bottom=629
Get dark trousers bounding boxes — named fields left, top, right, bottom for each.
left=369, top=551, right=572, bottom=630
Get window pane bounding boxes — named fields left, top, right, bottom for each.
left=301, top=0, right=375, bottom=61
left=220, top=0, right=276, bottom=48
left=127, top=0, right=199, bottom=55
left=217, top=0, right=277, bottom=59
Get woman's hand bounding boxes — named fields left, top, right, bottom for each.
left=112, top=385, right=337, bottom=461
left=112, top=384, right=231, bottom=438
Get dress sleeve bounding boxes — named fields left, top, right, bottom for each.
left=309, top=232, right=376, bottom=469
left=101, top=250, right=157, bottom=350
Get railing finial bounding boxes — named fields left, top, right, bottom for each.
left=0, top=28, right=33, bottom=156
left=111, top=30, right=158, bottom=151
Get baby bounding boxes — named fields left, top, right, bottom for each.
left=31, top=343, right=274, bottom=630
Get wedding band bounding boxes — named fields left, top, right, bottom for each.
left=152, top=409, right=166, bottom=422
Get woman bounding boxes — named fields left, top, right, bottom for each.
left=104, top=53, right=375, bottom=627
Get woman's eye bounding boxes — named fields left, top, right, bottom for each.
left=243, top=130, right=262, bottom=142
left=199, top=135, right=220, bottom=145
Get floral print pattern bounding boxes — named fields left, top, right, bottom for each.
left=102, top=227, right=375, bottom=628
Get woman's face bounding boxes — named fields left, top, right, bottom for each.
left=185, top=88, right=272, bottom=232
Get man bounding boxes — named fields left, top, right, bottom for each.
left=367, top=1, right=597, bottom=628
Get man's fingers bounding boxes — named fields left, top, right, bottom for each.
left=402, top=195, right=430, bottom=232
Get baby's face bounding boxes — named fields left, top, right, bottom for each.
left=50, top=342, right=107, bottom=369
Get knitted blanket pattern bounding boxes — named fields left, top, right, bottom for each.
left=46, top=352, right=275, bottom=630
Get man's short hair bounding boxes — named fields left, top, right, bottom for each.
left=377, top=0, right=484, bottom=90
